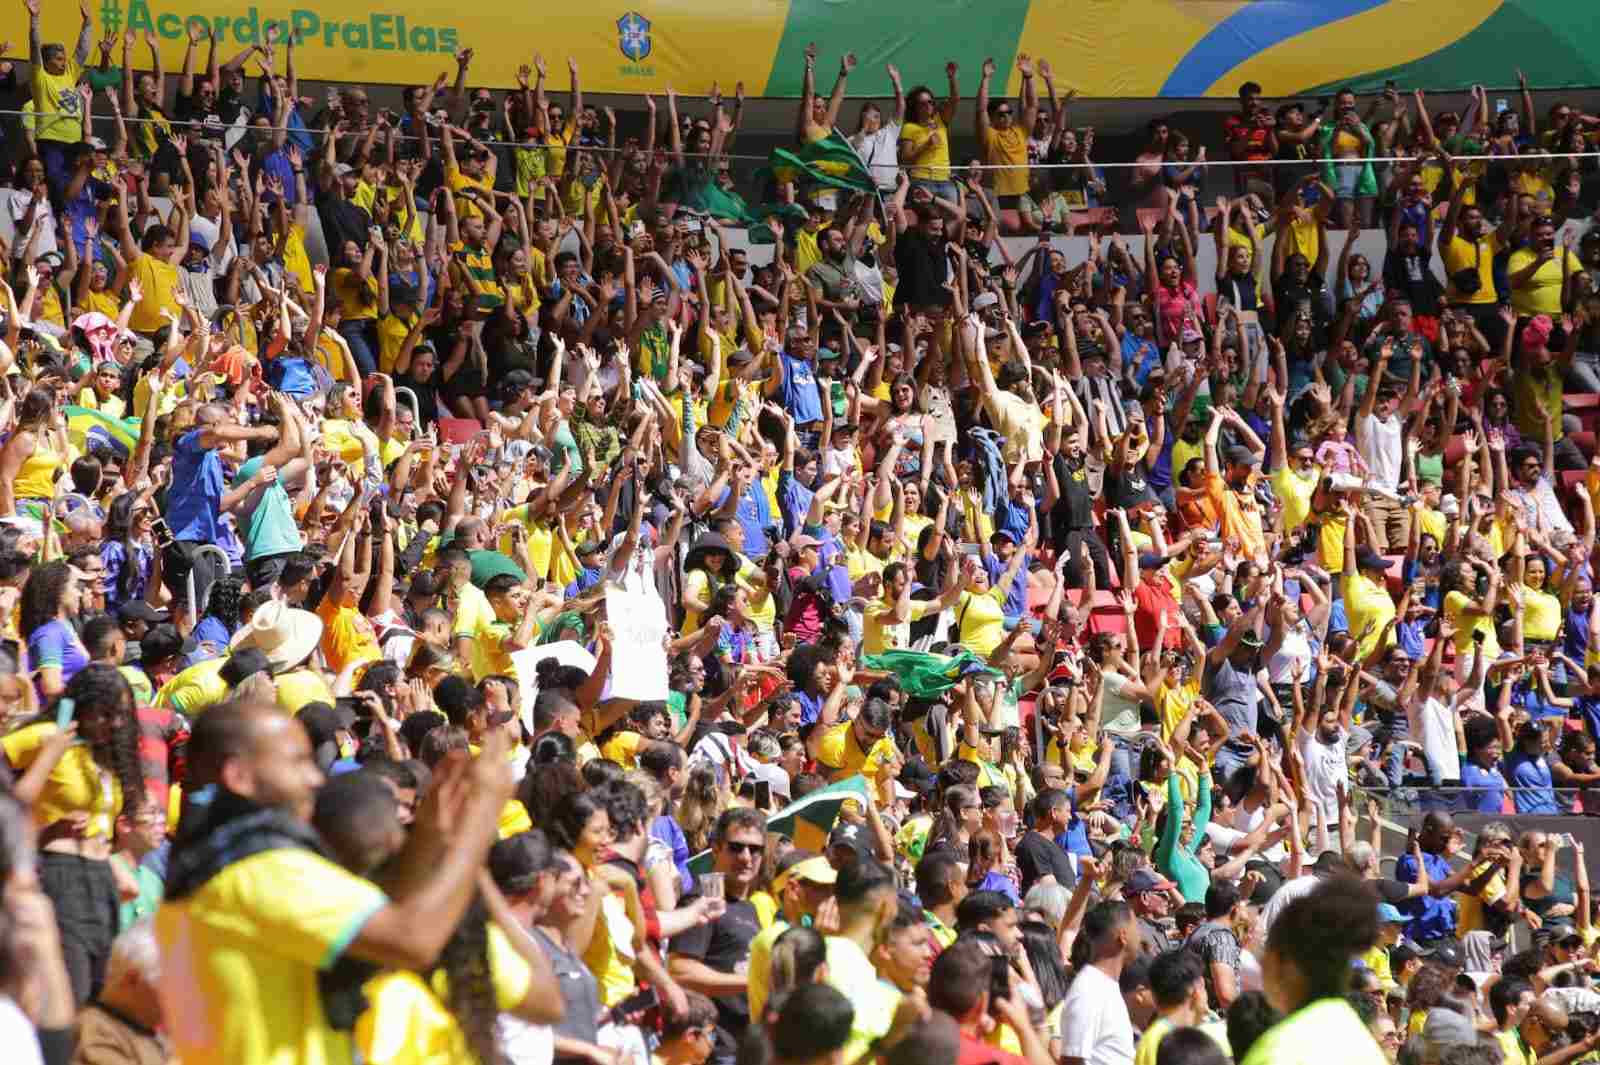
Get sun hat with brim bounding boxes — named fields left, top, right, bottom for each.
left=230, top=600, right=324, bottom=672
left=683, top=533, right=736, bottom=572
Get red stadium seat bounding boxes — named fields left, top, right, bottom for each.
left=1571, top=430, right=1597, bottom=458
left=436, top=417, right=483, bottom=444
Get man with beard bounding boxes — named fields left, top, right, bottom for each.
left=1044, top=407, right=1111, bottom=589
left=1294, top=663, right=1356, bottom=836
left=1382, top=223, right=1444, bottom=333
left=155, top=699, right=515, bottom=1064
left=1439, top=195, right=1517, bottom=353
left=806, top=225, right=865, bottom=326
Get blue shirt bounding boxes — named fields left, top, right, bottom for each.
left=777, top=470, right=815, bottom=540
left=651, top=814, right=694, bottom=896
left=167, top=429, right=225, bottom=543
left=1459, top=760, right=1507, bottom=813
left=983, top=552, right=1029, bottom=620
left=1578, top=694, right=1600, bottom=743
left=1503, top=750, right=1560, bottom=814
left=778, top=352, right=824, bottom=424
left=1122, top=333, right=1162, bottom=390
left=1396, top=850, right=1456, bottom=941
left=795, top=688, right=824, bottom=728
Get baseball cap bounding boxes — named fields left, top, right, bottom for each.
left=117, top=601, right=168, bottom=625
left=973, top=292, right=1000, bottom=311
left=1422, top=938, right=1464, bottom=969
left=1127, top=869, right=1176, bottom=894
left=1376, top=902, right=1412, bottom=924
left=333, top=162, right=356, bottom=178
left=1237, top=630, right=1264, bottom=649
left=1355, top=546, right=1390, bottom=573
left=771, top=851, right=838, bottom=893
left=1225, top=444, right=1260, bottom=467
left=791, top=534, right=822, bottom=551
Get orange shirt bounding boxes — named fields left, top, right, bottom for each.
left=1203, top=471, right=1267, bottom=561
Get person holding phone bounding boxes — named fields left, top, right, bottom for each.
left=3, top=665, right=147, bottom=1006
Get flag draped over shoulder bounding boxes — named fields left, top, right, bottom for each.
left=686, top=774, right=871, bottom=875
left=66, top=406, right=140, bottom=459
left=862, top=649, right=1002, bottom=700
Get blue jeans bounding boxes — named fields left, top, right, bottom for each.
left=338, top=318, right=378, bottom=377
left=912, top=178, right=960, bottom=203
left=1101, top=733, right=1140, bottom=820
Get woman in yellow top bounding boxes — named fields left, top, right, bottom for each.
left=0, top=386, right=68, bottom=513
left=954, top=545, right=1030, bottom=662
left=898, top=66, right=961, bottom=198
left=1441, top=556, right=1502, bottom=666
left=331, top=238, right=382, bottom=376
left=1513, top=552, right=1564, bottom=648
left=3, top=664, right=147, bottom=1005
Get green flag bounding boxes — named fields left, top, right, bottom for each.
left=861, top=649, right=1003, bottom=701
left=762, top=131, right=876, bottom=195
left=687, top=775, right=871, bottom=875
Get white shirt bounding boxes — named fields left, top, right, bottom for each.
left=852, top=123, right=902, bottom=190
left=1358, top=411, right=1403, bottom=492
left=5, top=188, right=57, bottom=259
left=1265, top=622, right=1314, bottom=684
left=1418, top=695, right=1460, bottom=782
left=0, top=997, right=42, bottom=1065
left=1059, top=963, right=1135, bottom=1065
left=1297, top=726, right=1347, bottom=828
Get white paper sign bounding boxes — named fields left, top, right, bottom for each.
left=604, top=587, right=670, bottom=702
left=509, top=641, right=598, bottom=733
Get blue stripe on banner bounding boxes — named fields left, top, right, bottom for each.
left=1160, top=0, right=1388, bottom=96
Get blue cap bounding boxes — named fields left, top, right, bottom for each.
left=1377, top=902, right=1411, bottom=924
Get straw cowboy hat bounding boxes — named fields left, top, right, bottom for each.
left=230, top=600, right=323, bottom=672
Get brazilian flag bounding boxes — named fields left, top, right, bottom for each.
left=764, top=131, right=876, bottom=195
left=687, top=774, right=871, bottom=874
left=862, top=649, right=1002, bottom=701
left=66, top=406, right=140, bottom=460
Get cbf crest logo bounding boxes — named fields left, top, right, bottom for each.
left=617, top=12, right=652, bottom=62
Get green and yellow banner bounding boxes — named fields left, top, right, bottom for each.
left=14, top=0, right=1599, bottom=98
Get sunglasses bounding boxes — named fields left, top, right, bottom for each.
left=721, top=840, right=763, bottom=856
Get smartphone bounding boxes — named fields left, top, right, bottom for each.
left=753, top=780, right=772, bottom=810
left=54, top=697, right=75, bottom=731
left=606, top=986, right=660, bottom=1026
left=959, top=543, right=982, bottom=556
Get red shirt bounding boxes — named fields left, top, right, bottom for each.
left=1132, top=572, right=1184, bottom=651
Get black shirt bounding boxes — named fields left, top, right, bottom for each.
left=318, top=196, right=372, bottom=258
left=670, top=894, right=761, bottom=1065
left=894, top=230, right=949, bottom=309
left=1382, top=249, right=1444, bottom=317
left=1049, top=452, right=1094, bottom=536
left=1015, top=830, right=1076, bottom=896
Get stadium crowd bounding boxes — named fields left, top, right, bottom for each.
left=9, top=2, right=1600, bottom=1065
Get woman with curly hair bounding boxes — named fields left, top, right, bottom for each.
left=21, top=559, right=89, bottom=700
left=191, top=575, right=244, bottom=658
left=2, top=664, right=145, bottom=1006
